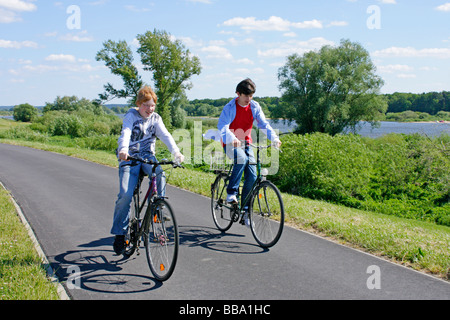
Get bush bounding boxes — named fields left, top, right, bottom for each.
left=48, top=114, right=86, bottom=137
left=274, top=133, right=373, bottom=202
left=275, top=132, right=450, bottom=226
left=13, top=103, right=38, bottom=122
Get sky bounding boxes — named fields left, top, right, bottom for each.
left=1, top=0, right=449, bottom=107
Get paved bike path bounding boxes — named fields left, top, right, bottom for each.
left=0, top=143, right=449, bottom=300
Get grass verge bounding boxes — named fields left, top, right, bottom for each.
left=0, top=134, right=449, bottom=282
left=0, top=184, right=60, bottom=300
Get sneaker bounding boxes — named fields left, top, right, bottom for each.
left=113, top=235, right=125, bottom=255
left=226, top=194, right=238, bottom=204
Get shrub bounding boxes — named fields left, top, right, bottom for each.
left=13, top=103, right=38, bottom=122
left=275, top=133, right=374, bottom=202
left=275, top=132, right=450, bottom=226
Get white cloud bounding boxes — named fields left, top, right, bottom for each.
left=200, top=45, right=233, bottom=60
left=436, top=3, right=450, bottom=11
left=0, top=39, right=38, bottom=48
left=233, top=58, right=254, bottom=65
left=59, top=30, right=94, bottom=42
left=21, top=62, right=98, bottom=74
left=222, top=16, right=323, bottom=32
left=397, top=74, right=416, bottom=79
left=257, top=37, right=334, bottom=58
left=0, top=7, right=16, bottom=22
left=0, top=0, right=36, bottom=23
left=373, top=46, right=450, bottom=58
left=185, top=0, right=212, bottom=3
left=45, top=54, right=77, bottom=63
left=283, top=32, right=297, bottom=38
left=327, top=21, right=349, bottom=27
left=124, top=4, right=152, bottom=12
left=377, top=64, right=414, bottom=73
left=0, top=0, right=36, bottom=12
left=227, top=37, right=255, bottom=46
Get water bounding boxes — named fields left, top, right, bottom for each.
left=269, top=120, right=449, bottom=138
left=2, top=115, right=448, bottom=138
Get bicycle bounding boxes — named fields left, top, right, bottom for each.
left=124, top=155, right=183, bottom=281
left=210, top=141, right=285, bottom=248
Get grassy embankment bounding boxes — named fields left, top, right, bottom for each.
left=0, top=118, right=448, bottom=298
left=0, top=184, right=60, bottom=299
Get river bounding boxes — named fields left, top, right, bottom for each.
left=2, top=115, right=448, bottom=138
left=269, top=120, right=449, bottom=138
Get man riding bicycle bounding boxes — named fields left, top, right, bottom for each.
left=217, top=79, right=281, bottom=226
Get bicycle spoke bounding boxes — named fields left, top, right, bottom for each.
left=250, top=181, right=284, bottom=248
left=144, top=200, right=178, bottom=281
left=211, top=173, right=234, bottom=232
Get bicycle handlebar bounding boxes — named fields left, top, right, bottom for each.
left=127, top=155, right=185, bottom=169
left=236, top=140, right=282, bottom=152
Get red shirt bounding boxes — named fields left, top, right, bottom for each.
left=226, top=99, right=254, bottom=145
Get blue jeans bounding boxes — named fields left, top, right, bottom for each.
left=224, top=144, right=257, bottom=208
left=111, top=156, right=165, bottom=236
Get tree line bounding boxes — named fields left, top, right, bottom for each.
left=176, top=92, right=450, bottom=119
left=11, top=34, right=450, bottom=135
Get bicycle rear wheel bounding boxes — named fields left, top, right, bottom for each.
left=143, top=199, right=179, bottom=281
left=211, top=173, right=234, bottom=232
left=249, top=180, right=284, bottom=248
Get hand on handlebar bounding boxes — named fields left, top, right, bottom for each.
left=119, top=150, right=129, bottom=161
left=272, top=138, right=282, bottom=149
left=173, top=152, right=185, bottom=165
left=232, top=139, right=242, bottom=148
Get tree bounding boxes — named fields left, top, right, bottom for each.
left=96, top=29, right=201, bottom=127
left=13, top=103, right=38, bottom=122
left=43, top=96, right=106, bottom=115
left=136, top=29, right=201, bottom=126
left=95, top=40, right=143, bottom=105
left=277, top=39, right=387, bottom=135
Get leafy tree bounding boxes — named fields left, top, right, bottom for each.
left=277, top=39, right=387, bottom=135
left=136, top=29, right=201, bottom=126
left=95, top=40, right=143, bottom=105
left=96, top=29, right=201, bottom=127
left=13, top=103, right=38, bottom=122
left=43, top=96, right=106, bottom=115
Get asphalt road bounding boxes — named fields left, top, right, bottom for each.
left=0, top=143, right=449, bottom=300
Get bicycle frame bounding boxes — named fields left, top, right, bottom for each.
left=216, top=142, right=268, bottom=215
left=128, top=156, right=181, bottom=246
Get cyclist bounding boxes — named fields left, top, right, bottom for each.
left=111, top=86, right=184, bottom=255
left=217, top=78, right=281, bottom=226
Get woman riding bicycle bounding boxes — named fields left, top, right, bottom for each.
left=111, top=86, right=184, bottom=255
left=217, top=79, right=281, bottom=226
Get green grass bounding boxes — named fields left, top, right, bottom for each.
left=0, top=117, right=449, bottom=282
left=0, top=186, right=60, bottom=300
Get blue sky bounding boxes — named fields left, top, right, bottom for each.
left=1, top=0, right=449, bottom=106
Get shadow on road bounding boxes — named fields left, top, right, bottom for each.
left=178, top=225, right=268, bottom=254
left=52, top=236, right=162, bottom=296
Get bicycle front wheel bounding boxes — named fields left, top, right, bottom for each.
left=143, top=199, right=179, bottom=281
left=249, top=180, right=284, bottom=248
left=211, top=173, right=234, bottom=232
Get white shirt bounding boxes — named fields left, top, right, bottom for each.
left=117, top=108, right=180, bottom=160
